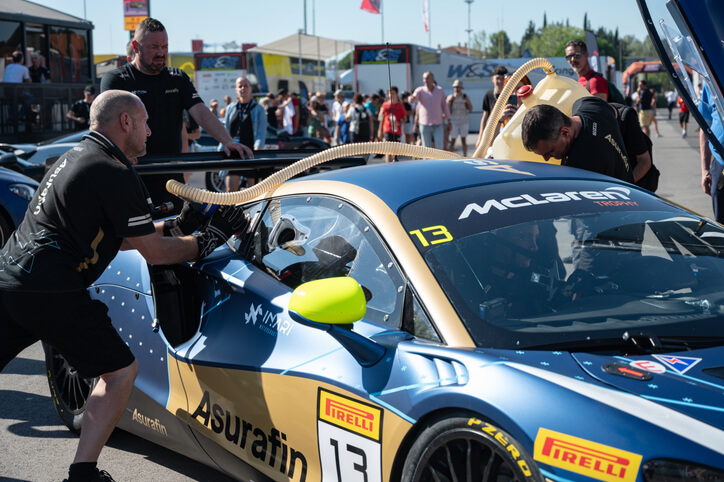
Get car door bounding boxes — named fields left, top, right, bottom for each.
left=169, top=194, right=419, bottom=481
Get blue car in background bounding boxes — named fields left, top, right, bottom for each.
left=0, top=166, right=36, bottom=246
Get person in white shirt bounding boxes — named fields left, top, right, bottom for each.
left=332, top=90, right=345, bottom=145
left=665, top=89, right=677, bottom=120
left=446, top=80, right=473, bottom=156
left=2, top=51, right=30, bottom=83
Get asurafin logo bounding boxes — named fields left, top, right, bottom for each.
left=131, top=408, right=168, bottom=436
left=165, top=88, right=179, bottom=94
left=534, top=428, right=642, bottom=482
left=191, top=390, right=308, bottom=480
left=318, top=389, right=382, bottom=441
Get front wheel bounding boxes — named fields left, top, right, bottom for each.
left=402, top=414, right=542, bottom=482
left=43, top=342, right=97, bottom=434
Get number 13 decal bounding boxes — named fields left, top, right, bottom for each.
left=409, top=225, right=453, bottom=247
left=318, top=389, right=383, bottom=481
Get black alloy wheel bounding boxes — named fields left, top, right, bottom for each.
left=402, top=414, right=542, bottom=482
left=43, top=343, right=97, bottom=434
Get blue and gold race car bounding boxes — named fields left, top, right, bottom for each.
left=46, top=156, right=724, bottom=481
left=44, top=0, right=724, bottom=480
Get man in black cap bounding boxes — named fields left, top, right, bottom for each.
left=67, top=85, right=97, bottom=131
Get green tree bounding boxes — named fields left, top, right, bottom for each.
left=470, top=30, right=489, bottom=58
left=521, top=21, right=537, bottom=46
left=337, top=51, right=353, bottom=70
left=526, top=24, right=584, bottom=57
left=489, top=30, right=512, bottom=58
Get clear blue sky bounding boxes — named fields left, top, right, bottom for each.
left=31, top=0, right=650, bottom=55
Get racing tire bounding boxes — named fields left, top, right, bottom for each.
left=43, top=342, right=97, bottom=434
left=401, top=414, right=542, bottom=482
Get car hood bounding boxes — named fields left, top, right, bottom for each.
left=0, top=166, right=39, bottom=185
left=568, top=348, right=724, bottom=428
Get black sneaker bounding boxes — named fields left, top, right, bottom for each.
left=62, top=468, right=116, bottom=482
left=94, top=470, right=116, bottom=482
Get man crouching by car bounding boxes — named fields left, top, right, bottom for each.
left=0, top=90, right=248, bottom=482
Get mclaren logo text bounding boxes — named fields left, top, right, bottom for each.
left=534, top=428, right=642, bottom=482
left=459, top=187, right=633, bottom=219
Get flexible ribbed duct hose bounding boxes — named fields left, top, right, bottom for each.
left=471, top=57, right=555, bottom=159
left=167, top=141, right=458, bottom=205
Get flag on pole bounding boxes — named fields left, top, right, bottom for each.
left=360, top=0, right=380, bottom=14
left=422, top=0, right=430, bottom=32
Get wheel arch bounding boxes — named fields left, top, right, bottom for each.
left=388, top=406, right=535, bottom=481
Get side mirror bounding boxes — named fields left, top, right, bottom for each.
left=288, top=277, right=384, bottom=367
left=288, top=276, right=366, bottom=325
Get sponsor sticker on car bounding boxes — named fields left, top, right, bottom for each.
left=317, top=388, right=383, bottom=481
left=534, top=428, right=642, bottom=482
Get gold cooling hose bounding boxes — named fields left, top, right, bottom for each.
left=166, top=141, right=458, bottom=205
left=471, top=57, right=556, bottom=159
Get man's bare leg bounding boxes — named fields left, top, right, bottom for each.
left=73, top=361, right=138, bottom=463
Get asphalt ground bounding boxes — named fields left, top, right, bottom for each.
left=0, top=112, right=711, bottom=482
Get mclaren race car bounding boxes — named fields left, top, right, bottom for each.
left=45, top=156, right=724, bottom=481
left=43, top=0, right=724, bottom=480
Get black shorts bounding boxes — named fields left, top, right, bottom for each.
left=0, top=289, right=135, bottom=378
left=383, top=132, right=401, bottom=142
left=679, top=111, right=690, bottom=124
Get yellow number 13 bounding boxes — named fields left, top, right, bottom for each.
left=409, top=225, right=453, bottom=247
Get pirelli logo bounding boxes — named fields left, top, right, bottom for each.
left=318, top=389, right=382, bottom=441
left=534, top=428, right=642, bottom=482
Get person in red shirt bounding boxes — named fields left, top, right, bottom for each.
left=678, top=95, right=690, bottom=137
left=378, top=86, right=407, bottom=162
left=565, top=39, right=609, bottom=101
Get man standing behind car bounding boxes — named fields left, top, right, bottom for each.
left=101, top=17, right=252, bottom=216
left=67, top=85, right=96, bottom=131
left=223, top=76, right=267, bottom=191
left=636, top=80, right=656, bottom=137
left=412, top=71, right=451, bottom=149
left=0, top=90, right=248, bottom=482
left=565, top=39, right=609, bottom=101
left=476, top=65, right=507, bottom=149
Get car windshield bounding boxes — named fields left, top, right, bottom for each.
left=401, top=180, right=724, bottom=350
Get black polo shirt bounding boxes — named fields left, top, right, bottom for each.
left=0, top=132, right=155, bottom=292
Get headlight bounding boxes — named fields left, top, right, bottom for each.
left=643, top=459, right=724, bottom=482
left=8, top=183, right=36, bottom=201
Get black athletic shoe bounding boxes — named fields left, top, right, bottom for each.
left=62, top=468, right=116, bottom=482
left=95, top=470, right=116, bottom=481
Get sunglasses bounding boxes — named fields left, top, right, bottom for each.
left=565, top=51, right=586, bottom=61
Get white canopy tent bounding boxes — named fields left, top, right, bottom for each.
left=250, top=33, right=357, bottom=90
left=249, top=33, right=357, bottom=60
